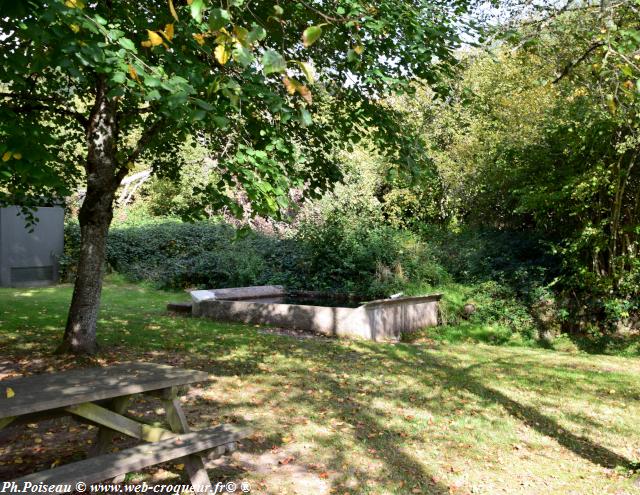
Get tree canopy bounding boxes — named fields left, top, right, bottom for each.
left=0, top=0, right=479, bottom=216
left=0, top=0, right=483, bottom=353
left=394, top=1, right=640, bottom=330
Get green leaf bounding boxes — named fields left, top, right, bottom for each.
left=213, top=116, right=229, bottom=128
left=262, top=50, right=286, bottom=75
left=191, top=109, right=207, bottom=120
left=300, top=108, right=313, bottom=127
left=295, top=61, right=314, bottom=83
left=302, top=25, right=322, bottom=47
left=108, top=29, right=124, bottom=41
left=208, top=8, right=231, bottom=31
left=273, top=5, right=283, bottom=16
left=189, top=0, right=205, bottom=23
left=107, top=86, right=126, bottom=98
left=144, top=76, right=162, bottom=87
left=247, top=24, right=266, bottom=44
left=145, top=89, right=161, bottom=101
left=233, top=45, right=254, bottom=67
left=118, top=37, right=136, bottom=52
left=111, top=72, right=126, bottom=84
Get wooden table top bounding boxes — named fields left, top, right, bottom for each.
left=0, top=362, right=209, bottom=419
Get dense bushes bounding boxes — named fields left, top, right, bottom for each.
left=62, top=217, right=449, bottom=299
left=429, top=228, right=560, bottom=303
left=293, top=205, right=450, bottom=296
left=413, top=228, right=554, bottom=343
left=64, top=220, right=277, bottom=290
left=60, top=139, right=564, bottom=346
left=411, top=33, right=640, bottom=337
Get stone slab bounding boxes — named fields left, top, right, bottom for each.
left=190, top=285, right=285, bottom=315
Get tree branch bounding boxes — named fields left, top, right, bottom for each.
left=552, top=41, right=605, bottom=83
left=297, top=0, right=349, bottom=23
left=1, top=92, right=88, bottom=128
left=115, top=117, right=165, bottom=182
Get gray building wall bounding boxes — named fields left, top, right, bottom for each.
left=0, top=206, right=64, bottom=287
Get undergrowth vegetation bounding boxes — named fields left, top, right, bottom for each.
left=62, top=218, right=449, bottom=299
left=60, top=131, right=640, bottom=356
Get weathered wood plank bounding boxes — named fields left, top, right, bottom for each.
left=65, top=403, right=175, bottom=442
left=0, top=363, right=209, bottom=419
left=90, top=396, right=132, bottom=457
left=162, top=389, right=191, bottom=433
left=161, top=387, right=210, bottom=495
left=0, top=416, right=15, bottom=429
left=90, top=396, right=132, bottom=484
left=13, top=425, right=252, bottom=490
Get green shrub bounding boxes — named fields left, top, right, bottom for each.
left=62, top=217, right=450, bottom=297
left=293, top=202, right=450, bottom=296
left=427, top=227, right=559, bottom=303
left=62, top=220, right=278, bottom=289
left=433, top=281, right=536, bottom=336
left=59, top=220, right=82, bottom=282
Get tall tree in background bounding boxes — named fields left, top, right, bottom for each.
left=0, top=0, right=481, bottom=354
left=417, top=0, right=640, bottom=328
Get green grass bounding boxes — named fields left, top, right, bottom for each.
left=405, top=321, right=530, bottom=346
left=1, top=276, right=639, bottom=494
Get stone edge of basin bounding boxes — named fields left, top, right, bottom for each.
left=167, top=302, right=193, bottom=314
left=189, top=285, right=442, bottom=308
left=190, top=285, right=443, bottom=309
left=190, top=285, right=285, bottom=303
left=362, top=293, right=443, bottom=309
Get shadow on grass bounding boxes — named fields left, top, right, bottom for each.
left=376, top=345, right=637, bottom=471
left=565, top=332, right=640, bottom=357
left=2, top=282, right=638, bottom=493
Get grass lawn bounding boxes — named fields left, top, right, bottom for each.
left=1, top=277, right=639, bottom=494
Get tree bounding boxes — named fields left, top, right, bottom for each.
left=0, top=0, right=480, bottom=353
left=416, top=2, right=640, bottom=329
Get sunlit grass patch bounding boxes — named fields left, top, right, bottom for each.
left=0, top=277, right=639, bottom=494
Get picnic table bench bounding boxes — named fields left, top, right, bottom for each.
left=0, top=363, right=252, bottom=493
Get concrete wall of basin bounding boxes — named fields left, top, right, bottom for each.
left=192, top=286, right=441, bottom=342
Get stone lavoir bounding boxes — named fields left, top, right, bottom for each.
left=189, top=285, right=441, bottom=342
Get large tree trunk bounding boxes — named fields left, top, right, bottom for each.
left=58, top=78, right=121, bottom=355
left=58, top=187, right=115, bottom=354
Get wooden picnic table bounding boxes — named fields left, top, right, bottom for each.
left=0, top=363, right=251, bottom=493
